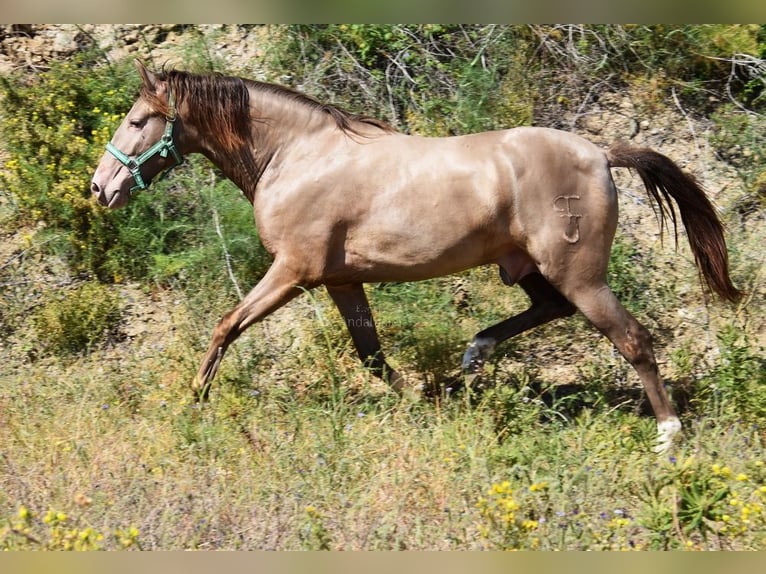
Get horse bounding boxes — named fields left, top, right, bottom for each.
left=91, top=61, right=741, bottom=453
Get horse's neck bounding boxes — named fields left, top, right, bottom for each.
left=250, top=87, right=333, bottom=142
left=201, top=146, right=267, bottom=204
left=202, top=89, right=331, bottom=201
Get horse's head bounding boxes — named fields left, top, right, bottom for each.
left=91, top=60, right=184, bottom=208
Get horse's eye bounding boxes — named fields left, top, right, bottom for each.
left=128, top=118, right=145, bottom=128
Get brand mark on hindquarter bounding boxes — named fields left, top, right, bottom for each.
left=553, top=195, right=582, bottom=244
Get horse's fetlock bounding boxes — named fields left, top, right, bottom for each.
left=655, top=417, right=682, bottom=454
left=462, top=337, right=495, bottom=372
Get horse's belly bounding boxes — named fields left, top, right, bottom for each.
left=332, top=224, right=513, bottom=283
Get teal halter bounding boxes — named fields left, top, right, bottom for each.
left=105, top=89, right=183, bottom=192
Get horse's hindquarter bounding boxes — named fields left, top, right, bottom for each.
left=500, top=128, right=618, bottom=281
left=256, top=126, right=615, bottom=285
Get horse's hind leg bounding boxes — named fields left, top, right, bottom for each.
left=462, top=272, right=575, bottom=375
left=560, top=281, right=681, bottom=453
left=326, top=283, right=404, bottom=392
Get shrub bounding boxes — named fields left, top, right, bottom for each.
left=607, top=236, right=651, bottom=315
left=528, top=24, right=765, bottom=128
left=369, top=279, right=466, bottom=385
left=0, top=51, right=138, bottom=277
left=106, top=160, right=271, bottom=292
left=268, top=25, right=535, bottom=135
left=692, top=323, right=766, bottom=427
left=638, top=455, right=766, bottom=550
left=32, top=280, right=122, bottom=356
left=710, top=104, right=766, bottom=218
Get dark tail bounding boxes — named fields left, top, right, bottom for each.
left=607, top=142, right=742, bottom=303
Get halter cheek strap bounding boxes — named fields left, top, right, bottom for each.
left=105, top=89, right=184, bottom=193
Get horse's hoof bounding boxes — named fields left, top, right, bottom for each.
left=190, top=378, right=211, bottom=403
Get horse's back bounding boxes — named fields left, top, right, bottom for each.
left=499, top=126, right=608, bottom=169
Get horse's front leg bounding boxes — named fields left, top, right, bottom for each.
left=326, top=283, right=405, bottom=392
left=192, top=260, right=302, bottom=399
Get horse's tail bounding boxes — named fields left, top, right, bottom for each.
left=607, top=142, right=742, bottom=303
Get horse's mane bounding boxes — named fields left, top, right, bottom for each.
left=249, top=80, right=394, bottom=136
left=142, top=69, right=254, bottom=153
left=141, top=69, right=394, bottom=154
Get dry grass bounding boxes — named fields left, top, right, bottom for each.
left=1, top=232, right=764, bottom=549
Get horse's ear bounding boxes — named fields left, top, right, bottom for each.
left=134, top=59, right=158, bottom=93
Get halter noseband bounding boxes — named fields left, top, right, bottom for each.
left=105, top=88, right=184, bottom=193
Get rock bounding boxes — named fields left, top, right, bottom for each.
left=52, top=29, right=78, bottom=53
left=582, top=113, right=603, bottom=135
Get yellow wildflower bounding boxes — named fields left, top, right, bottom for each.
left=521, top=519, right=539, bottom=530
left=712, top=463, right=732, bottom=478
left=490, top=481, right=512, bottom=495
left=529, top=481, right=549, bottom=492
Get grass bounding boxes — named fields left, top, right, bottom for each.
left=1, top=262, right=764, bottom=550
left=2, top=357, right=764, bottom=550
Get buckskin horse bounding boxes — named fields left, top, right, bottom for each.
left=91, top=61, right=741, bottom=453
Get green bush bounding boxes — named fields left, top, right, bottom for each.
left=607, top=236, right=651, bottom=315
left=0, top=51, right=138, bottom=277
left=710, top=104, right=766, bottom=218
left=269, top=25, right=535, bottom=135
left=32, top=281, right=123, bottom=356
left=103, top=159, right=271, bottom=291
left=692, top=324, right=766, bottom=428
left=526, top=24, right=766, bottom=128
left=369, top=279, right=466, bottom=384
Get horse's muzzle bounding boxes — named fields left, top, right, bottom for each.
left=90, top=180, right=128, bottom=209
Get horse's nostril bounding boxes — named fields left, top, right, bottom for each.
left=90, top=181, right=100, bottom=195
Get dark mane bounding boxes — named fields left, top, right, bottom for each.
left=142, top=69, right=254, bottom=153
left=141, top=69, right=394, bottom=148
